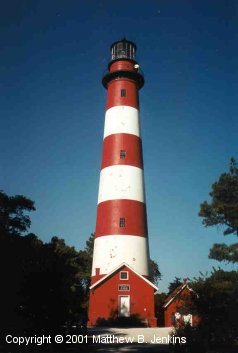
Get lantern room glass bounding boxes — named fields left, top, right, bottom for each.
left=111, top=41, right=136, bottom=61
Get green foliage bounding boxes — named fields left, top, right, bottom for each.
left=209, top=243, right=238, bottom=263
left=154, top=292, right=167, bottom=326
left=77, top=232, right=94, bottom=292
left=199, top=158, right=238, bottom=263
left=199, top=158, right=238, bottom=236
left=175, top=269, right=238, bottom=352
left=0, top=190, right=93, bottom=341
left=0, top=232, right=90, bottom=337
left=0, top=190, right=35, bottom=236
left=84, top=232, right=94, bottom=257
left=149, top=259, right=161, bottom=285
left=173, top=159, right=238, bottom=352
left=168, top=277, right=183, bottom=294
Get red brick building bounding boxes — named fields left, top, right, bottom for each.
left=88, top=263, right=158, bottom=327
left=163, top=280, right=200, bottom=327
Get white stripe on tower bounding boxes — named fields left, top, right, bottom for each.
left=104, top=106, right=141, bottom=138
left=92, top=235, right=150, bottom=275
left=98, top=165, right=145, bottom=204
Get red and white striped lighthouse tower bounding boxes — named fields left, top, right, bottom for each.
left=88, top=39, right=157, bottom=327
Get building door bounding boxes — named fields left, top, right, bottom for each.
left=118, top=296, right=130, bottom=317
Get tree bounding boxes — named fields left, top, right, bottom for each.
left=173, top=159, right=238, bottom=352
left=199, top=158, right=238, bottom=236
left=0, top=191, right=37, bottom=339
left=0, top=190, right=35, bottom=236
left=209, top=243, right=238, bottom=264
left=76, top=233, right=95, bottom=294
left=176, top=270, right=238, bottom=352
left=168, top=277, right=183, bottom=294
left=154, top=292, right=167, bottom=326
left=149, top=259, right=161, bottom=286
left=84, top=232, right=94, bottom=257
left=19, top=236, right=88, bottom=333
left=0, top=190, right=93, bottom=340
left=199, top=158, right=238, bottom=263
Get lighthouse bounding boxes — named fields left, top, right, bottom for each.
left=88, top=39, right=158, bottom=327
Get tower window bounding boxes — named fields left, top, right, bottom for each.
left=120, top=150, right=126, bottom=159
left=121, top=89, right=126, bottom=97
left=120, top=271, right=129, bottom=280
left=119, top=217, right=126, bottom=227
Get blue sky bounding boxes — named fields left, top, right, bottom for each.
left=1, top=0, right=237, bottom=291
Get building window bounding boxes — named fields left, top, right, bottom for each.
left=119, top=217, right=126, bottom=227
left=120, top=271, right=129, bottom=280
left=121, top=89, right=126, bottom=97
left=120, top=150, right=126, bottom=159
left=118, top=284, right=130, bottom=291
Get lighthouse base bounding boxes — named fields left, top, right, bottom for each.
left=88, top=264, right=158, bottom=327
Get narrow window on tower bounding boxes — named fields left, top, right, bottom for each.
left=119, top=217, right=126, bottom=227
left=121, top=89, right=126, bottom=97
left=120, top=150, right=126, bottom=159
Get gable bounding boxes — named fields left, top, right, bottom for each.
left=90, top=262, right=158, bottom=291
left=163, top=284, right=196, bottom=309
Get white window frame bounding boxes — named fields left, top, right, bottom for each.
left=120, top=271, right=129, bottom=280
left=118, top=284, right=130, bottom=291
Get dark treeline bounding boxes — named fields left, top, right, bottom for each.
left=0, top=190, right=93, bottom=344
left=0, top=190, right=161, bottom=350
left=170, top=159, right=238, bottom=353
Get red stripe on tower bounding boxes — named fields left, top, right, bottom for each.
left=106, top=80, right=139, bottom=109
left=95, top=200, right=148, bottom=237
left=101, top=133, right=143, bottom=169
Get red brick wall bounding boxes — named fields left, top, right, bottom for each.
left=88, top=265, right=156, bottom=326
left=164, top=288, right=200, bottom=327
